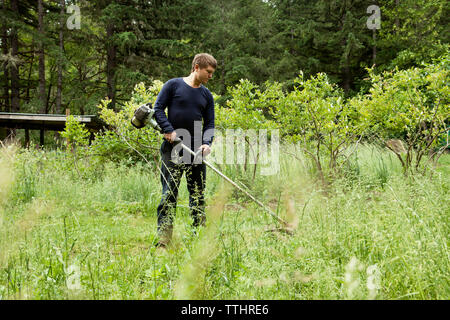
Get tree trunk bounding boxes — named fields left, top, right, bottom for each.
left=395, top=0, right=400, bottom=32
left=340, top=11, right=351, bottom=93
left=54, top=0, right=65, bottom=143
left=26, top=40, right=35, bottom=103
left=220, top=57, right=225, bottom=94
left=2, top=0, right=9, bottom=113
left=38, top=0, right=46, bottom=113
left=106, top=23, right=116, bottom=110
left=56, top=0, right=64, bottom=115
left=10, top=0, right=20, bottom=114
left=372, top=29, right=377, bottom=67
left=342, top=64, right=351, bottom=93
left=38, top=0, right=46, bottom=146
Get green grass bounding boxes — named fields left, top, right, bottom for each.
left=0, top=144, right=449, bottom=299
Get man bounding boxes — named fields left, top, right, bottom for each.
left=153, top=53, right=216, bottom=249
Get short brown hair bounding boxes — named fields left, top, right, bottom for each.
left=191, top=53, right=217, bottom=72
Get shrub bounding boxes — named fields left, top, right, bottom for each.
left=275, top=73, right=365, bottom=183
left=91, top=82, right=164, bottom=165
left=359, top=54, right=450, bottom=175
left=60, top=115, right=90, bottom=153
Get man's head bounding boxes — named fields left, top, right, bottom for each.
left=191, top=53, right=217, bottom=84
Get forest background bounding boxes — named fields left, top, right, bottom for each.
left=1, top=0, right=448, bottom=117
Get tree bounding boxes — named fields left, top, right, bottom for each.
left=10, top=0, right=20, bottom=114
left=38, top=0, right=46, bottom=145
left=202, top=0, right=278, bottom=94
left=377, top=0, right=449, bottom=71
left=277, top=72, right=363, bottom=182
left=56, top=0, right=64, bottom=116
left=1, top=0, right=9, bottom=113
left=270, top=0, right=373, bottom=94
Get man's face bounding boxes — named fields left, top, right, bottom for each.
left=195, top=64, right=215, bottom=84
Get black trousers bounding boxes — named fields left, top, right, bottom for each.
left=156, top=141, right=206, bottom=231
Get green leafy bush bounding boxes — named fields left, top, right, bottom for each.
left=215, top=79, right=282, bottom=182
left=216, top=74, right=366, bottom=183
left=265, top=73, right=364, bottom=182
left=359, top=54, right=449, bottom=174
left=91, top=82, right=164, bottom=164
left=216, top=79, right=279, bottom=131
left=60, top=115, right=90, bottom=152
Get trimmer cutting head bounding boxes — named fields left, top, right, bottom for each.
left=131, top=103, right=151, bottom=128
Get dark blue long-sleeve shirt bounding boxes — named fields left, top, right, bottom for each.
left=154, top=78, right=215, bottom=149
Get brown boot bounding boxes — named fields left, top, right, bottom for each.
left=156, top=224, right=173, bottom=248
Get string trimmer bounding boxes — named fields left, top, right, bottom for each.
left=131, top=103, right=293, bottom=234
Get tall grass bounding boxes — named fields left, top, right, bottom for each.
left=174, top=185, right=230, bottom=299
left=0, top=143, right=448, bottom=299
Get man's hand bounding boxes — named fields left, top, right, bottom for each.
left=164, top=131, right=177, bottom=143
left=198, top=144, right=211, bottom=157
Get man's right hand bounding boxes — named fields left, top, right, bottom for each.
left=164, top=131, right=177, bottom=143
